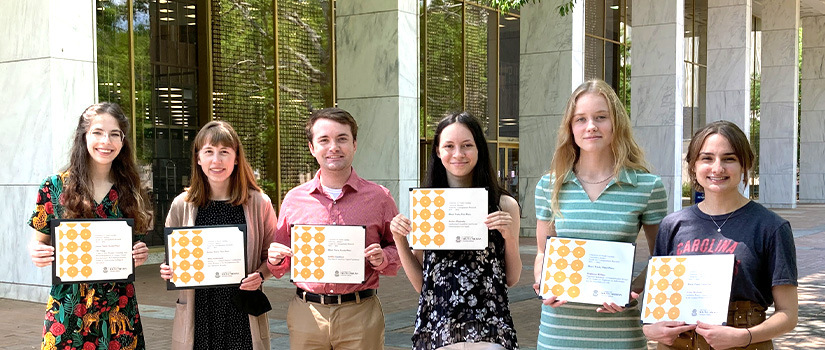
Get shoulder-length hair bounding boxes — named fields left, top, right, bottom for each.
left=686, top=120, right=754, bottom=192
left=62, top=103, right=152, bottom=233
left=548, top=79, right=649, bottom=217
left=426, top=111, right=509, bottom=212
left=186, top=120, right=261, bottom=207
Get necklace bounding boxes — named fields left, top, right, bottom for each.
left=709, top=211, right=735, bottom=233
left=575, top=171, right=613, bottom=184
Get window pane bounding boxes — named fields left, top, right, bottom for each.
left=499, top=13, right=519, bottom=140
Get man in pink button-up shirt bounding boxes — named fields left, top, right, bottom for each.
left=267, top=107, right=400, bottom=350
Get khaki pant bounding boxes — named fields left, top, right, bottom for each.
left=437, top=342, right=506, bottom=350
left=287, top=294, right=384, bottom=350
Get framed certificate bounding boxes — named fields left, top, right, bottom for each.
left=408, top=188, right=488, bottom=250
left=641, top=254, right=735, bottom=325
left=165, top=225, right=248, bottom=290
left=290, top=225, right=365, bottom=284
left=51, top=219, right=135, bottom=284
left=539, top=237, right=636, bottom=305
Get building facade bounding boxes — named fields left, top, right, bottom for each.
left=2, top=0, right=824, bottom=301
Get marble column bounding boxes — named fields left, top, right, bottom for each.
left=0, top=0, right=96, bottom=301
left=335, top=0, right=419, bottom=216
left=706, top=0, right=752, bottom=132
left=518, top=0, right=584, bottom=236
left=631, top=0, right=685, bottom=213
left=759, top=0, right=799, bottom=208
left=800, top=15, right=825, bottom=203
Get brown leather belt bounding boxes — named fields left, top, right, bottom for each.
left=296, top=287, right=376, bottom=305
left=658, top=301, right=772, bottom=350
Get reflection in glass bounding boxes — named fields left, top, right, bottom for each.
left=277, top=0, right=335, bottom=199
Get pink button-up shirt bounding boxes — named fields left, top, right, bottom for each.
left=268, top=168, right=400, bottom=295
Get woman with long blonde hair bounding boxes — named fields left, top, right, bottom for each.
left=533, top=80, right=667, bottom=349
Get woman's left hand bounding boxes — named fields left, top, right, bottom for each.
left=485, top=210, right=516, bottom=241
left=596, top=291, right=639, bottom=313
left=695, top=321, right=751, bottom=349
left=132, top=241, right=148, bottom=267
left=240, top=272, right=264, bottom=291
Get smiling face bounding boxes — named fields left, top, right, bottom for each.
left=308, top=118, right=357, bottom=174
left=197, top=141, right=237, bottom=189
left=694, top=133, right=744, bottom=197
left=571, top=92, right=614, bottom=156
left=85, top=113, right=124, bottom=167
left=437, top=123, right=478, bottom=185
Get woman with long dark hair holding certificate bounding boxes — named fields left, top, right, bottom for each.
left=643, top=121, right=797, bottom=349
left=159, top=121, right=277, bottom=350
left=390, top=112, right=522, bottom=349
left=28, top=103, right=152, bottom=350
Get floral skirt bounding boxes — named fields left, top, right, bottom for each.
left=41, top=282, right=144, bottom=350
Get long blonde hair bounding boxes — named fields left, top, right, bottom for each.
left=548, top=79, right=650, bottom=217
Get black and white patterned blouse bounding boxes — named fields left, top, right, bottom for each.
left=411, top=228, right=518, bottom=350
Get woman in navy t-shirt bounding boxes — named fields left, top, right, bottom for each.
left=644, top=121, right=798, bottom=349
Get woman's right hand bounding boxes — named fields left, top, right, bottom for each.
left=532, top=281, right=568, bottom=308
left=160, top=263, right=173, bottom=280
left=390, top=214, right=412, bottom=238
left=642, top=321, right=697, bottom=345
left=29, top=240, right=54, bottom=267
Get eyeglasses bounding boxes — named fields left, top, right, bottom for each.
left=88, top=129, right=125, bottom=143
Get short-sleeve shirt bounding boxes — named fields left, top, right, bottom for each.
left=535, top=168, right=668, bottom=242
left=534, top=168, right=667, bottom=350
left=654, top=201, right=797, bottom=308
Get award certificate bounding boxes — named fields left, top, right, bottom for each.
left=408, top=188, right=488, bottom=250
left=641, top=254, right=735, bottom=325
left=165, top=225, right=248, bottom=290
left=539, top=237, right=636, bottom=305
left=51, top=219, right=135, bottom=284
left=290, top=225, right=365, bottom=284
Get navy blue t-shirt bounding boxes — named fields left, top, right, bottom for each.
left=654, top=201, right=797, bottom=308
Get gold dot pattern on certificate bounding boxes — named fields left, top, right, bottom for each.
left=292, top=226, right=326, bottom=280
left=643, top=257, right=687, bottom=321
left=541, top=239, right=587, bottom=299
left=169, top=229, right=205, bottom=285
left=57, top=222, right=95, bottom=279
left=411, top=190, right=446, bottom=247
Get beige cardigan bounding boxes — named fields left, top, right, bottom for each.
left=165, top=190, right=276, bottom=350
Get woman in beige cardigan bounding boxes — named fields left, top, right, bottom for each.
left=160, top=121, right=277, bottom=350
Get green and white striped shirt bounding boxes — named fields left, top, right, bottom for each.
left=535, top=168, right=667, bottom=349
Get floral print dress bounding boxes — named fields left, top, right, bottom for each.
left=411, top=229, right=518, bottom=350
left=28, top=173, right=145, bottom=350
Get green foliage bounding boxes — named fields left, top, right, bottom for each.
left=480, top=0, right=540, bottom=12
left=556, top=0, right=578, bottom=16
left=480, top=0, right=577, bottom=17
left=682, top=181, right=692, bottom=198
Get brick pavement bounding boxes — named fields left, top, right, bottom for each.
left=3, top=204, right=824, bottom=349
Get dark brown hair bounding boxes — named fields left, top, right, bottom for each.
left=426, top=111, right=510, bottom=213
left=686, top=120, right=755, bottom=192
left=186, top=121, right=261, bottom=207
left=305, top=108, right=358, bottom=142
left=62, top=103, right=152, bottom=233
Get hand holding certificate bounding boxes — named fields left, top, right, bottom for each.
left=51, top=219, right=135, bottom=284
left=290, top=225, right=365, bottom=284
left=539, top=237, right=636, bottom=305
left=165, top=225, right=248, bottom=290
left=641, top=254, right=734, bottom=325
left=408, top=188, right=488, bottom=250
